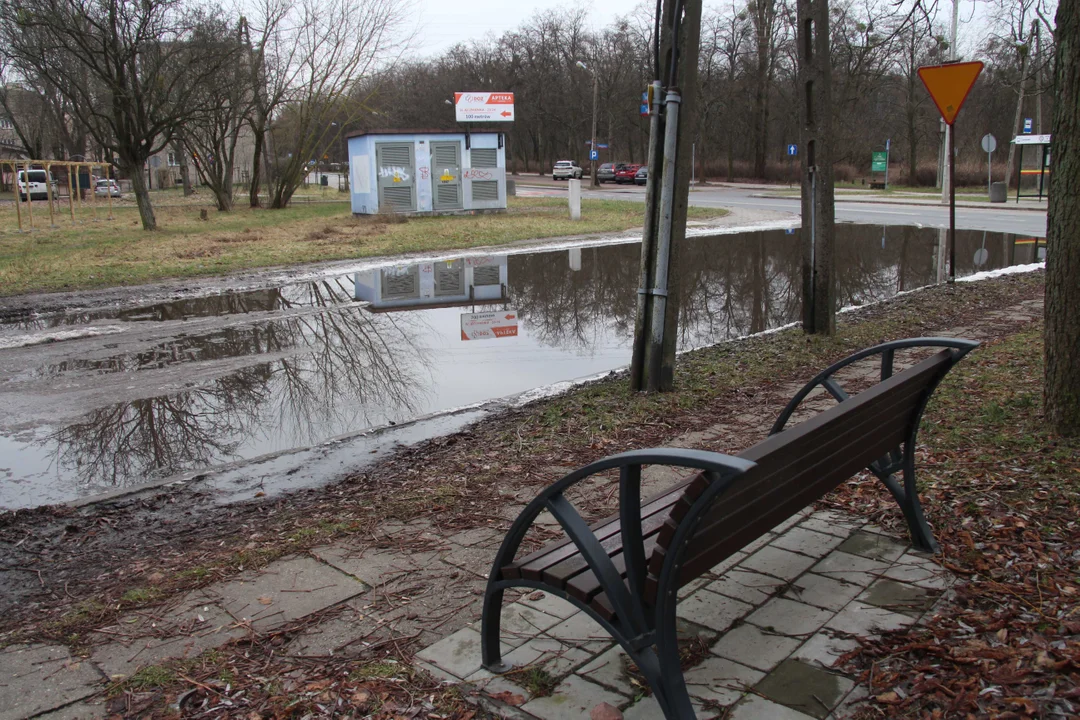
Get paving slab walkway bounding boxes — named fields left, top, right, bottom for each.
left=3, top=295, right=1043, bottom=719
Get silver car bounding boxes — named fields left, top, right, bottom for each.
left=552, top=160, right=584, bottom=180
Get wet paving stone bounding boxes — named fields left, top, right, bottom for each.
left=754, top=658, right=854, bottom=719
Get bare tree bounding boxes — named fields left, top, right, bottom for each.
left=243, top=0, right=412, bottom=209
left=0, top=0, right=240, bottom=229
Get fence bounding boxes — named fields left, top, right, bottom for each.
left=3, top=159, right=117, bottom=231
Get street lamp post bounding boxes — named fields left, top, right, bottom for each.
left=576, top=61, right=600, bottom=188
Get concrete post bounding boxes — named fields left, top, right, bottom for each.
left=568, top=178, right=581, bottom=220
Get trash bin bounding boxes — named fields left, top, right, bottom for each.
left=506, top=179, right=516, bottom=197
left=989, top=181, right=1006, bottom=203
left=320, top=174, right=328, bottom=187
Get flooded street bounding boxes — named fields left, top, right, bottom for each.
left=0, top=225, right=1045, bottom=509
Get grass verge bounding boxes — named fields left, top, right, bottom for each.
left=0, top=196, right=727, bottom=297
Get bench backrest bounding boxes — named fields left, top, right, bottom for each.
left=644, top=349, right=954, bottom=604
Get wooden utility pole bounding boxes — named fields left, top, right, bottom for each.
left=797, top=0, right=836, bottom=335
left=629, top=0, right=703, bottom=391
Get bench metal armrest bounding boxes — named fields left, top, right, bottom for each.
left=487, top=449, right=754, bottom=637
left=770, top=337, right=979, bottom=435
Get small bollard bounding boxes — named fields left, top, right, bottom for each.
left=569, top=178, right=581, bottom=220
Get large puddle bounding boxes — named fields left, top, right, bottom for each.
left=0, top=225, right=1045, bottom=508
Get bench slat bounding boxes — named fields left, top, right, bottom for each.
left=503, top=477, right=693, bottom=582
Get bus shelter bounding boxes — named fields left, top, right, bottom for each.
left=1012, top=134, right=1051, bottom=202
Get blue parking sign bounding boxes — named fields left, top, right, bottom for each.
left=589, top=149, right=599, bottom=161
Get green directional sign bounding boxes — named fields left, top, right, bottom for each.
left=871, top=151, right=887, bottom=172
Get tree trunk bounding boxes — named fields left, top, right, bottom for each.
left=127, top=161, right=157, bottom=230
left=249, top=124, right=265, bottom=208
left=173, top=137, right=194, bottom=196
left=1045, top=0, right=1080, bottom=435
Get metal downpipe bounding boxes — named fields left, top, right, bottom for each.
left=630, top=81, right=664, bottom=390
left=646, top=89, right=682, bottom=392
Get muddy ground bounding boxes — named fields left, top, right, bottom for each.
left=0, top=270, right=1045, bottom=646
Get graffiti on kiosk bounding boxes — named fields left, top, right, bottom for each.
left=419, top=167, right=430, bottom=180
left=379, top=166, right=410, bottom=183
left=463, top=168, right=493, bottom=180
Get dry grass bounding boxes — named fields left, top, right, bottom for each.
left=0, top=195, right=728, bottom=296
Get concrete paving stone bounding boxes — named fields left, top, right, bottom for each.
left=676, top=589, right=754, bottom=633
left=677, top=575, right=715, bottom=600
left=705, top=551, right=747, bottom=578
left=837, top=531, right=909, bottom=563
left=501, top=635, right=594, bottom=677
left=439, top=542, right=499, bottom=579
left=415, top=627, right=509, bottom=680
left=792, top=631, right=861, bottom=670
left=684, top=656, right=765, bottom=706
left=520, top=674, right=625, bottom=720
left=0, top=644, right=104, bottom=720
left=204, top=555, right=366, bottom=631
left=32, top=699, right=107, bottom=720
left=754, top=659, right=854, bottom=719
left=739, top=533, right=777, bottom=557
left=476, top=602, right=564, bottom=648
left=746, top=597, right=834, bottom=638
left=576, top=645, right=637, bottom=697
left=773, top=528, right=846, bottom=559
left=728, top=694, right=818, bottom=720
left=446, top=527, right=503, bottom=548
left=313, top=544, right=442, bottom=587
left=770, top=511, right=810, bottom=536
left=517, top=590, right=580, bottom=620
left=91, top=603, right=242, bottom=678
left=893, top=548, right=938, bottom=566
left=740, top=546, right=817, bottom=581
left=825, top=600, right=915, bottom=637
left=462, top=667, right=537, bottom=709
left=705, top=569, right=788, bottom=606
left=825, top=682, right=870, bottom=720
left=784, top=573, right=865, bottom=612
left=284, top=602, right=382, bottom=657
left=358, top=572, right=486, bottom=650
left=710, top=623, right=802, bottom=672
left=858, top=579, right=937, bottom=618
left=799, top=513, right=859, bottom=539
left=883, top=562, right=952, bottom=590
left=810, top=551, right=891, bottom=586
left=641, top=465, right=688, bottom=496
left=620, top=694, right=716, bottom=719
left=415, top=658, right=459, bottom=684
left=542, top=612, right=615, bottom=655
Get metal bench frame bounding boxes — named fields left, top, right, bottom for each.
left=481, top=338, right=977, bottom=718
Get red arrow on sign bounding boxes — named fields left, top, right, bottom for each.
left=505, top=314, right=515, bottom=320
left=500, top=111, right=512, bottom=117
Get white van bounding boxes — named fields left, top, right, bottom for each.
left=16, top=169, right=55, bottom=201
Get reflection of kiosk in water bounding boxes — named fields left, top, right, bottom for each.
left=354, top=255, right=509, bottom=311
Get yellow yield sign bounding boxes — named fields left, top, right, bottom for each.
left=918, top=61, right=983, bottom=126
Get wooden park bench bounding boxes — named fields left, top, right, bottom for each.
left=481, top=338, right=978, bottom=718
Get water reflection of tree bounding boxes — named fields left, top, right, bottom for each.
left=48, top=277, right=432, bottom=490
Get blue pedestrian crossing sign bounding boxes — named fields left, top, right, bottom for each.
left=589, top=149, right=599, bottom=161
left=787, top=143, right=798, bottom=156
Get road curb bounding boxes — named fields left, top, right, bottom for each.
left=750, top=193, right=1048, bottom=212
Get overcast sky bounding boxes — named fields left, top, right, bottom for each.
left=407, top=0, right=1004, bottom=59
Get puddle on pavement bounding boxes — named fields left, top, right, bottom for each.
left=0, top=226, right=1045, bottom=508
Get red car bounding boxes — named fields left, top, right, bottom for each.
left=614, top=164, right=642, bottom=184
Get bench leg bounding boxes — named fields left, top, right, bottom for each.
left=480, top=586, right=512, bottom=673
left=899, top=451, right=939, bottom=553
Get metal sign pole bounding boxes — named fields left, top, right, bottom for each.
left=884, top=139, right=890, bottom=189
left=10, top=162, right=23, bottom=231
left=948, top=123, right=956, bottom=282
left=23, top=162, right=34, bottom=229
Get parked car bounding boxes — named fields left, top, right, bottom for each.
left=552, top=160, right=584, bottom=180
left=16, top=169, right=55, bottom=201
left=635, top=166, right=648, bottom=186
left=94, top=179, right=122, bottom=198
left=614, top=164, right=642, bottom=184
left=596, top=163, right=618, bottom=183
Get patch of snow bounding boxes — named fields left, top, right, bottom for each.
left=0, top=325, right=126, bottom=350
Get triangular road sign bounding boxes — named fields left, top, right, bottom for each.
left=918, top=61, right=984, bottom=125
